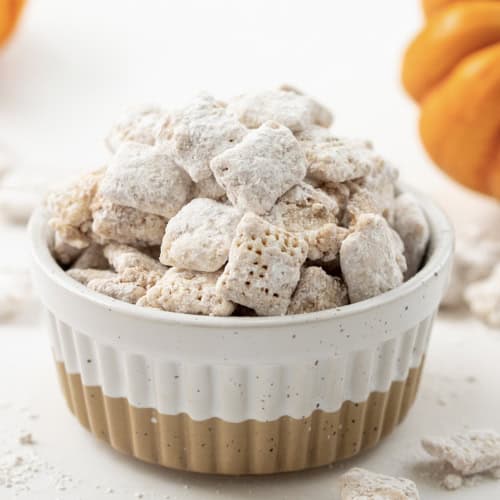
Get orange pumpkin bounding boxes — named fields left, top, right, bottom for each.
left=402, top=0, right=500, bottom=197
left=0, top=0, right=25, bottom=47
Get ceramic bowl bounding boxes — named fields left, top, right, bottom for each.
left=28, top=192, right=453, bottom=475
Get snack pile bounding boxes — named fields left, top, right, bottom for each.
left=47, top=87, right=430, bottom=316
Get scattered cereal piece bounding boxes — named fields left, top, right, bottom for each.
left=340, top=214, right=406, bottom=303
left=422, top=430, right=500, bottom=476
left=210, top=121, right=307, bottom=214
left=71, top=243, right=109, bottom=270
left=91, top=197, right=167, bottom=247
left=217, top=213, right=308, bottom=316
left=19, top=433, right=35, bottom=445
left=106, top=105, right=166, bottom=153
left=441, top=231, right=500, bottom=308
left=227, top=89, right=331, bottom=131
left=103, top=243, right=166, bottom=274
left=393, top=192, right=430, bottom=279
left=67, top=268, right=117, bottom=285
left=160, top=198, right=241, bottom=272
left=464, top=264, right=500, bottom=327
left=191, top=175, right=226, bottom=201
left=340, top=467, right=420, bottom=499
left=304, top=137, right=376, bottom=184
left=140, top=268, right=234, bottom=316
left=47, top=169, right=104, bottom=248
left=99, top=142, right=192, bottom=218
left=156, top=93, right=247, bottom=182
left=288, top=267, right=348, bottom=314
left=0, top=270, right=30, bottom=320
left=87, top=278, right=146, bottom=304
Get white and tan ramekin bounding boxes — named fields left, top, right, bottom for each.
left=28, top=193, right=453, bottom=475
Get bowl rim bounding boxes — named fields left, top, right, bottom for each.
left=29, top=188, right=454, bottom=329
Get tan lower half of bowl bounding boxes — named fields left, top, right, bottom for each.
left=55, top=360, right=424, bottom=475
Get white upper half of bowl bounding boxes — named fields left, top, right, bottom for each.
left=29, top=189, right=454, bottom=362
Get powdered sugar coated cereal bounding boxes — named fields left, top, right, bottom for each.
left=210, top=121, right=306, bottom=214
left=227, top=89, right=331, bottom=131
left=156, top=93, right=247, bottom=182
left=140, top=268, right=234, bottom=316
left=393, top=192, right=430, bottom=279
left=87, top=278, right=146, bottom=304
left=422, top=430, right=500, bottom=476
left=217, top=213, right=308, bottom=316
left=99, top=142, right=192, bottom=218
left=340, top=214, right=406, bottom=303
left=160, top=198, right=241, bottom=272
left=91, top=197, right=166, bottom=247
left=106, top=105, right=166, bottom=153
left=288, top=266, right=348, bottom=314
left=340, top=467, right=420, bottom=499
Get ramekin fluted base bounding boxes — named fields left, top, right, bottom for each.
left=55, top=359, right=423, bottom=475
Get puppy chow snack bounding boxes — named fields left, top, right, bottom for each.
left=210, top=121, right=307, bottom=214
left=91, top=197, right=166, bottom=247
left=103, top=243, right=166, bottom=289
left=87, top=278, right=146, bottom=304
left=47, top=169, right=104, bottom=250
left=305, top=137, right=378, bottom=184
left=340, top=467, right=420, bottom=499
left=52, top=87, right=431, bottom=316
left=105, top=105, right=166, bottom=153
left=217, top=213, right=308, bottom=316
left=267, top=183, right=345, bottom=262
left=156, top=93, right=247, bottom=182
left=227, top=88, right=332, bottom=131
left=303, top=223, right=349, bottom=262
left=66, top=268, right=117, bottom=285
left=139, top=268, right=234, bottom=316
left=160, top=198, right=241, bottom=272
left=99, top=142, right=192, bottom=218
left=288, top=266, right=348, bottom=314
left=279, top=84, right=333, bottom=128
left=191, top=175, right=226, bottom=201
left=268, top=182, right=338, bottom=231
left=351, top=159, right=399, bottom=224
left=340, top=214, right=406, bottom=303
left=393, top=193, right=430, bottom=278
left=103, top=243, right=166, bottom=274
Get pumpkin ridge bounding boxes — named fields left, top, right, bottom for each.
left=418, top=43, right=500, bottom=195
left=402, top=1, right=500, bottom=101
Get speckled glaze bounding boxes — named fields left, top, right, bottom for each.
left=28, top=191, right=453, bottom=474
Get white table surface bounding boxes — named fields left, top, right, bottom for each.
left=1, top=1, right=500, bottom=498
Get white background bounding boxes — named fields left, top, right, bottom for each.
left=1, top=1, right=500, bottom=498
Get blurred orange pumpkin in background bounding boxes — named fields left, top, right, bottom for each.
left=402, top=0, right=500, bottom=198
left=0, top=0, right=25, bottom=47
